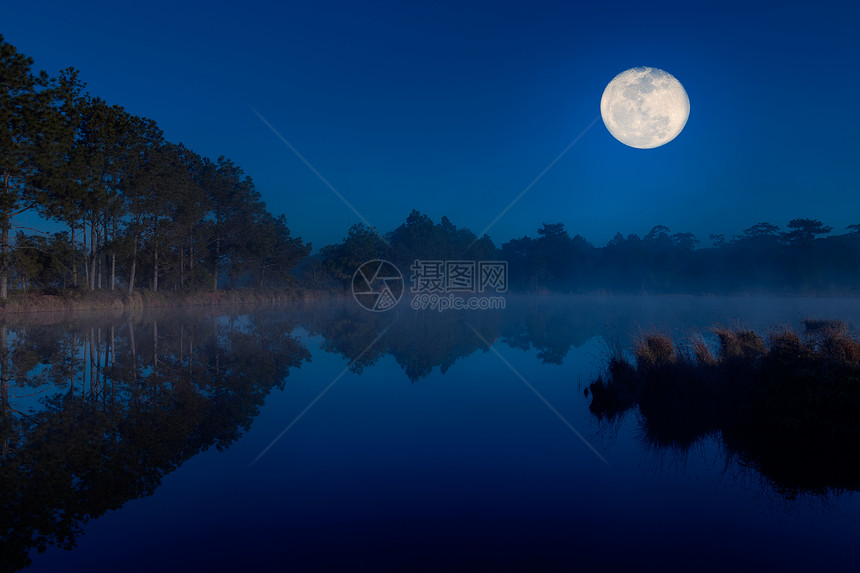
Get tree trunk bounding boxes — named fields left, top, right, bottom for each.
left=0, top=217, right=8, bottom=301
left=88, top=221, right=97, bottom=290
left=0, top=172, right=10, bottom=300
left=152, top=319, right=158, bottom=375
left=212, top=234, right=220, bottom=291
left=97, top=221, right=102, bottom=289
left=108, top=217, right=115, bottom=291
left=152, top=241, right=158, bottom=293
left=0, top=325, right=8, bottom=415
left=97, top=219, right=103, bottom=290
left=128, top=235, right=137, bottom=296
left=83, top=230, right=89, bottom=289
left=70, top=221, right=77, bottom=287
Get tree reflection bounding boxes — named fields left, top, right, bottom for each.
left=498, top=297, right=626, bottom=364
left=296, top=298, right=618, bottom=381
left=0, top=311, right=309, bottom=572
left=299, top=303, right=503, bottom=382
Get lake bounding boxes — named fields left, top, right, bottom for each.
left=3, top=295, right=860, bottom=572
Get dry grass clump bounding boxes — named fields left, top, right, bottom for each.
left=766, top=327, right=811, bottom=363
left=690, top=333, right=716, bottom=366
left=819, top=330, right=860, bottom=365
left=801, top=319, right=859, bottom=365
left=625, top=323, right=858, bottom=372
left=714, top=327, right=767, bottom=361
left=633, top=333, right=677, bottom=368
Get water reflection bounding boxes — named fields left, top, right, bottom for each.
left=297, top=298, right=860, bottom=500
left=1, top=299, right=611, bottom=570
left=0, top=310, right=310, bottom=572
left=293, top=296, right=630, bottom=380
left=298, top=295, right=860, bottom=379
left=298, top=303, right=503, bottom=381
left=3, top=297, right=860, bottom=570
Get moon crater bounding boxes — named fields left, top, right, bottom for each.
left=600, top=67, right=690, bottom=149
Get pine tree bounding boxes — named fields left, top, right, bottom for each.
left=0, top=35, right=47, bottom=299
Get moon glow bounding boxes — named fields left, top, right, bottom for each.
left=600, top=67, right=690, bottom=149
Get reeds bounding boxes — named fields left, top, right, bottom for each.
left=587, top=320, right=860, bottom=496
left=690, top=332, right=716, bottom=366
left=633, top=333, right=677, bottom=368
left=713, top=327, right=767, bottom=361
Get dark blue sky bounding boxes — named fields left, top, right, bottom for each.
left=3, top=0, right=858, bottom=250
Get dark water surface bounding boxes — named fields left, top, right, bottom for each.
left=3, top=296, right=860, bottom=572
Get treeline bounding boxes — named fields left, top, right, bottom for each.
left=1, top=36, right=309, bottom=299
left=305, top=212, right=860, bottom=295
left=300, top=210, right=498, bottom=290
left=500, top=218, right=860, bottom=294
left=502, top=218, right=860, bottom=294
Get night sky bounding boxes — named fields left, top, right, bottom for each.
left=3, top=0, right=858, bottom=250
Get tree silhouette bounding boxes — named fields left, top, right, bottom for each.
left=0, top=35, right=49, bottom=299
left=780, top=218, right=832, bottom=246
left=1, top=37, right=309, bottom=296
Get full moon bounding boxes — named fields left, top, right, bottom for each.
left=600, top=67, right=690, bottom=149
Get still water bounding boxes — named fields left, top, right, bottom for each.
left=3, top=296, right=860, bottom=572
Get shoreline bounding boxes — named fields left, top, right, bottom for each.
left=0, top=288, right=345, bottom=317
left=2, top=289, right=860, bottom=320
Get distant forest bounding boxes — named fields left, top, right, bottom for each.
left=3, top=36, right=859, bottom=299
left=303, top=212, right=860, bottom=295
